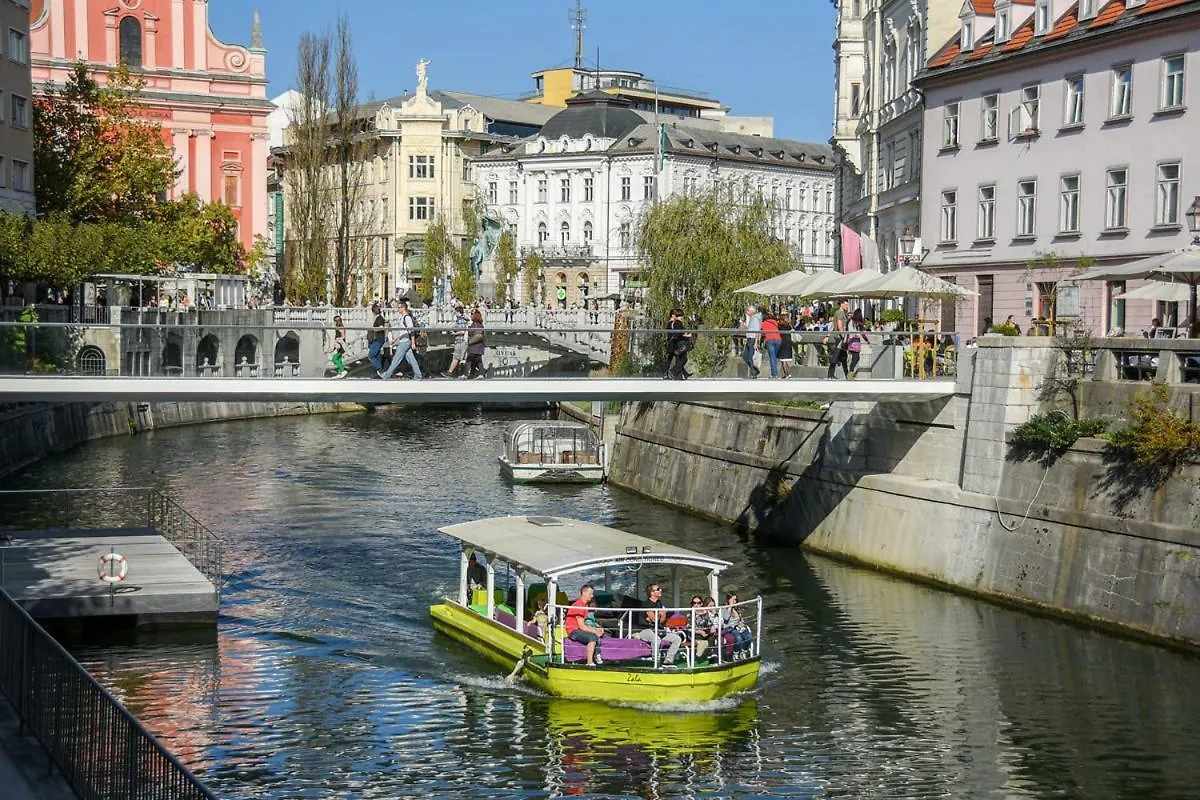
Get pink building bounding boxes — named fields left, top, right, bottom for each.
left=28, top=0, right=270, bottom=253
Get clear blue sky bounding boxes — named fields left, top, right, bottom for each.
left=208, top=0, right=836, bottom=144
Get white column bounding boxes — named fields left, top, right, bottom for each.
left=143, top=15, right=158, bottom=70
left=172, top=130, right=190, bottom=198
left=73, top=0, right=88, bottom=59
left=485, top=563, right=495, bottom=620
left=249, top=133, right=268, bottom=241
left=49, top=0, right=66, bottom=59
left=194, top=132, right=212, bottom=201
left=192, top=0, right=208, bottom=71
left=458, top=550, right=468, bottom=605
left=172, top=0, right=185, bottom=68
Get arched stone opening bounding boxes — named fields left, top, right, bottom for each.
left=274, top=332, right=300, bottom=365
left=162, top=335, right=182, bottom=376
left=196, top=334, right=220, bottom=373
left=235, top=334, right=258, bottom=366
left=76, top=346, right=106, bottom=376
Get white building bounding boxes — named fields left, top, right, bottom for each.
left=473, top=91, right=838, bottom=306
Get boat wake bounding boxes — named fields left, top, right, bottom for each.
left=453, top=673, right=549, bottom=698
left=759, top=660, right=782, bottom=676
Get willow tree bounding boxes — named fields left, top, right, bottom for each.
left=493, top=231, right=518, bottom=305
left=637, top=181, right=800, bottom=373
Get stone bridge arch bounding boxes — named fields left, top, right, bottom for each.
left=235, top=334, right=258, bottom=366
left=162, top=334, right=183, bottom=376
left=196, top=334, right=220, bottom=374
left=274, top=331, right=300, bottom=366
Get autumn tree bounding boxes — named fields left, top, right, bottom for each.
left=493, top=230, right=518, bottom=305
left=522, top=251, right=544, bottom=305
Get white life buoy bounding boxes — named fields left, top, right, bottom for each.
left=98, top=552, right=128, bottom=584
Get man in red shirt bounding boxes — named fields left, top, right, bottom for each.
left=565, top=584, right=605, bottom=666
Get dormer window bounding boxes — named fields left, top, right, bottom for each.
left=996, top=10, right=1011, bottom=42
left=729, top=144, right=741, bottom=155
left=706, top=142, right=719, bottom=153
left=1034, top=0, right=1051, bottom=33
left=751, top=147, right=763, bottom=157
left=684, top=138, right=694, bottom=148
left=961, top=19, right=974, bottom=51
left=1079, top=0, right=1097, bottom=19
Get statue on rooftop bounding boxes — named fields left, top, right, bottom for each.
left=416, top=59, right=431, bottom=94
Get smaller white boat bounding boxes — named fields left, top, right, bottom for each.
left=498, top=420, right=604, bottom=484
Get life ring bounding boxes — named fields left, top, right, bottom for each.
left=98, top=552, right=128, bottom=584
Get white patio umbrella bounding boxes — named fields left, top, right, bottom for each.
left=735, top=269, right=809, bottom=295
left=853, top=266, right=979, bottom=298
left=774, top=268, right=846, bottom=297
left=1111, top=245, right=1200, bottom=335
left=1115, top=281, right=1193, bottom=303
left=804, top=268, right=885, bottom=299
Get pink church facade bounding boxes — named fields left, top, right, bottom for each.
left=29, top=0, right=270, bottom=253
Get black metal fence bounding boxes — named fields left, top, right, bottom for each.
left=0, top=587, right=217, bottom=799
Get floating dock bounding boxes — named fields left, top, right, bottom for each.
left=0, top=527, right=218, bottom=626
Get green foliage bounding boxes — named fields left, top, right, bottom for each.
left=494, top=230, right=519, bottom=305
left=613, top=351, right=645, bottom=377
left=522, top=251, right=544, bottom=305
left=1010, top=412, right=1108, bottom=453
left=1107, top=384, right=1200, bottom=477
left=637, top=181, right=800, bottom=332
left=991, top=322, right=1021, bottom=336
left=880, top=308, right=908, bottom=327
left=159, top=195, right=249, bottom=274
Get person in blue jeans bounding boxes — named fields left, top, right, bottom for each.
left=380, top=300, right=423, bottom=379
left=761, top=312, right=781, bottom=378
left=721, top=591, right=753, bottom=659
left=367, top=302, right=387, bottom=373
left=740, top=305, right=762, bottom=378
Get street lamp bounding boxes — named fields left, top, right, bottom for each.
left=897, top=227, right=925, bottom=267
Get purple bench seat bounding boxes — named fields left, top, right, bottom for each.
left=563, top=635, right=654, bottom=663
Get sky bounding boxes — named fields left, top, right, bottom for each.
left=208, top=0, right=836, bottom=144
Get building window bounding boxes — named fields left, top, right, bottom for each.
left=942, top=102, right=960, bottom=148
left=380, top=197, right=388, bottom=223
left=1105, top=168, right=1128, bottom=229
left=560, top=221, right=570, bottom=246
left=583, top=221, right=593, bottom=244
left=560, top=177, right=571, bottom=203
left=961, top=20, right=973, bottom=52
left=826, top=190, right=834, bottom=213
left=1035, top=0, right=1051, bottom=34
left=508, top=181, right=518, bottom=204
left=409, top=196, right=435, bottom=220
left=409, top=155, right=435, bottom=179
left=977, top=185, right=995, bottom=240
left=583, top=176, right=594, bottom=201
left=1013, top=85, right=1040, bottom=134
left=981, top=94, right=999, bottom=141
left=536, top=178, right=547, bottom=203
left=380, top=158, right=388, bottom=181
left=11, top=159, right=29, bottom=192
left=487, top=181, right=497, bottom=204
left=1060, top=174, right=1080, bottom=233
left=1064, top=75, right=1085, bottom=126
left=785, top=187, right=793, bottom=209
left=996, top=10, right=1011, bottom=42
left=1156, top=162, right=1181, bottom=226
left=8, top=28, right=28, bottom=65
left=644, top=175, right=656, bottom=200
left=223, top=173, right=240, bottom=206
left=1111, top=65, right=1133, bottom=118
left=0, top=156, right=6, bottom=188
left=1080, top=0, right=1098, bottom=19
left=10, top=94, right=28, bottom=129
left=1017, top=180, right=1037, bottom=237
left=850, top=83, right=861, bottom=116
left=118, top=17, right=142, bottom=68
left=1162, top=55, right=1185, bottom=110
left=537, top=222, right=549, bottom=245
left=620, top=176, right=631, bottom=200
left=618, top=222, right=631, bottom=249
left=940, top=190, right=958, bottom=242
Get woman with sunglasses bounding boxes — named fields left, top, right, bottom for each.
left=721, top=592, right=753, bottom=660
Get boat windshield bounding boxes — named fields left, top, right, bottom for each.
left=507, top=422, right=599, bottom=466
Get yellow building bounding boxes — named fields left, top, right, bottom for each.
left=526, top=66, right=773, bottom=137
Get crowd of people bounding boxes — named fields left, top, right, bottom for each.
left=332, top=299, right=490, bottom=380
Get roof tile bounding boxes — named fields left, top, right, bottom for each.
left=1002, top=19, right=1036, bottom=50
left=929, top=40, right=963, bottom=68
left=969, top=42, right=996, bottom=60
left=1090, top=0, right=1127, bottom=28
left=1045, top=5, right=1079, bottom=39
left=1140, top=0, right=1193, bottom=12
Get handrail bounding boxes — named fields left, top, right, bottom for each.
left=0, top=586, right=217, bottom=799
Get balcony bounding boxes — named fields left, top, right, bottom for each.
left=520, top=244, right=594, bottom=261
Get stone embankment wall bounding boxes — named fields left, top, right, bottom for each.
left=0, top=401, right=361, bottom=478
left=610, top=339, right=1200, bottom=650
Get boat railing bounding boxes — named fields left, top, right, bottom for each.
left=550, top=598, right=762, bottom=670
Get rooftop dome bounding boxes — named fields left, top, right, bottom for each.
left=539, top=90, right=645, bottom=142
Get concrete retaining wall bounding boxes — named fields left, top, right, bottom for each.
left=610, top=341, right=1200, bottom=649
left=0, top=400, right=362, bottom=479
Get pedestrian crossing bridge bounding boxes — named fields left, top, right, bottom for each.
left=0, top=376, right=956, bottom=405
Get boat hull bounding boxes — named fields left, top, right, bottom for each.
left=430, top=601, right=759, bottom=703
left=498, top=457, right=604, bottom=484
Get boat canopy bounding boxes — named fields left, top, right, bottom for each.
left=439, top=516, right=731, bottom=581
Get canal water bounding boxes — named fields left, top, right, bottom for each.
left=5, top=408, right=1200, bottom=799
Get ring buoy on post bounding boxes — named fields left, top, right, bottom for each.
left=98, top=552, right=128, bottom=584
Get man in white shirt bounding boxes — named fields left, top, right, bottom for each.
left=379, top=300, right=423, bottom=380
left=741, top=304, right=762, bottom=378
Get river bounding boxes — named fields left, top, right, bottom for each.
left=5, top=407, right=1200, bottom=799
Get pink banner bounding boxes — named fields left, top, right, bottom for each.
left=840, top=225, right=862, bottom=273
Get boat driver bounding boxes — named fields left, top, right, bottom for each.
left=635, top=584, right=683, bottom=668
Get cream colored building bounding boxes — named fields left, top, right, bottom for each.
left=0, top=0, right=34, bottom=214
left=281, top=66, right=556, bottom=303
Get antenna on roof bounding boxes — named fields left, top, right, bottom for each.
left=571, top=1, right=588, bottom=70
left=595, top=46, right=601, bottom=90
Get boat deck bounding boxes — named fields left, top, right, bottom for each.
left=0, top=528, right=218, bottom=625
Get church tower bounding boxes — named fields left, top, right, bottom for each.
left=831, top=0, right=866, bottom=172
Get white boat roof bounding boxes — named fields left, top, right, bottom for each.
left=438, top=516, right=732, bottom=580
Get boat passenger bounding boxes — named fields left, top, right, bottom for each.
left=565, top=584, right=605, bottom=667
left=635, top=584, right=683, bottom=668
left=687, top=595, right=715, bottom=661
left=721, top=592, right=753, bottom=660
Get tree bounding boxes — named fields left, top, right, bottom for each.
left=494, top=230, right=518, bottom=305
left=637, top=181, right=799, bottom=332
left=33, top=62, right=177, bottom=223
left=423, top=219, right=454, bottom=304
left=522, top=251, right=544, bottom=306
left=161, top=194, right=249, bottom=274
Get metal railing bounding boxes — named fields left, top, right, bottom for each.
left=0, top=586, right=217, bottom=799
left=0, top=488, right=222, bottom=598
